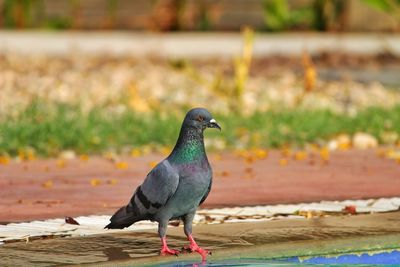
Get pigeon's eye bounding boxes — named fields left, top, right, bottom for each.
left=196, top=115, right=204, bottom=122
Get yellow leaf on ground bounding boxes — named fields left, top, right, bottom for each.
left=148, top=161, right=157, bottom=168
left=80, top=155, right=89, bottom=161
left=0, top=156, right=10, bottom=165
left=56, top=159, right=66, bottom=168
left=253, top=148, right=268, bottom=159
left=319, top=148, right=330, bottom=162
left=338, top=142, right=351, bottom=150
left=90, top=178, right=101, bottom=186
left=115, top=162, right=129, bottom=170
left=42, top=180, right=53, bottom=189
left=294, top=151, right=307, bottom=161
left=131, top=148, right=142, bottom=157
left=160, top=146, right=171, bottom=156
left=279, top=158, right=288, bottom=166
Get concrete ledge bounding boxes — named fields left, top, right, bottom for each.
left=1, top=212, right=399, bottom=266
left=1, top=31, right=400, bottom=57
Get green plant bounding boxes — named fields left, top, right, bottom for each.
left=2, top=0, right=33, bottom=28
left=361, top=0, right=400, bottom=29
left=1, top=102, right=399, bottom=157
left=262, top=0, right=313, bottom=31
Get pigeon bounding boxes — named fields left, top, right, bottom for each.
left=105, top=108, right=221, bottom=261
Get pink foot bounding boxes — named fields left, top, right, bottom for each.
left=160, top=237, right=180, bottom=256
left=184, top=235, right=211, bottom=262
left=160, top=247, right=180, bottom=256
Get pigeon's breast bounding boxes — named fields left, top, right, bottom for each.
left=163, top=162, right=212, bottom=219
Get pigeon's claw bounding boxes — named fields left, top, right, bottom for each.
left=188, top=244, right=210, bottom=262
left=185, top=234, right=211, bottom=262
left=160, top=237, right=180, bottom=257
left=160, top=247, right=180, bottom=257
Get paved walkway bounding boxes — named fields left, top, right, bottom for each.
left=0, top=149, right=399, bottom=223
left=1, top=31, right=400, bottom=57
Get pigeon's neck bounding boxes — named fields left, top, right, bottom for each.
left=169, top=126, right=206, bottom=164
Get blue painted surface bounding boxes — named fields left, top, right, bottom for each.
left=300, top=250, right=400, bottom=264
left=156, top=250, right=400, bottom=266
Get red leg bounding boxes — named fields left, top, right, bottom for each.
left=185, top=234, right=211, bottom=262
left=160, top=237, right=180, bottom=256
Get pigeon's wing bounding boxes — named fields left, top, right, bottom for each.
left=199, top=178, right=212, bottom=206
left=131, top=159, right=179, bottom=213
left=105, top=160, right=178, bottom=229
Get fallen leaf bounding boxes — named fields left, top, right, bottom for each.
left=319, top=147, right=330, bottom=162
left=376, top=149, right=386, bottom=158
left=280, top=148, right=292, bottom=158
left=148, top=161, right=157, bottom=168
left=253, top=148, right=268, bottom=159
left=42, top=180, right=53, bottom=189
left=65, top=216, right=80, bottom=225
left=279, top=158, right=288, bottom=166
left=115, top=162, right=129, bottom=170
left=80, top=154, right=89, bottom=161
left=160, top=146, right=171, bottom=156
left=107, top=178, right=118, bottom=185
left=221, top=170, right=230, bottom=177
left=338, top=142, right=351, bottom=150
left=204, top=215, right=214, bottom=223
left=90, top=178, right=102, bottom=186
left=56, top=159, right=66, bottom=168
left=343, top=205, right=357, bottom=215
left=245, top=155, right=255, bottom=164
left=0, top=156, right=10, bottom=165
left=131, top=148, right=141, bottom=157
left=244, top=167, right=253, bottom=173
left=294, top=151, right=307, bottom=161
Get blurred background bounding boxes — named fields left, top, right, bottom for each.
left=0, top=0, right=400, bottom=159
left=1, top=0, right=400, bottom=31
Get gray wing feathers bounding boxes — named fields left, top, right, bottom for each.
left=105, top=160, right=179, bottom=229
left=134, top=160, right=179, bottom=212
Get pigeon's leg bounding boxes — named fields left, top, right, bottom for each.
left=182, top=213, right=211, bottom=261
left=158, top=221, right=180, bottom=256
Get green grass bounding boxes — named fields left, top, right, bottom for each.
left=1, top=103, right=399, bottom=157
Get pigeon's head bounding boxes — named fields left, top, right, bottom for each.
left=183, top=108, right=221, bottom=132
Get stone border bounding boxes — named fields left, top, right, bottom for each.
left=1, top=32, right=400, bottom=57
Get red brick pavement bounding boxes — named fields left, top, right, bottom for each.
left=0, top=149, right=399, bottom=223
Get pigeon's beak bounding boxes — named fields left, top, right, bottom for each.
left=207, top=119, right=221, bottom=131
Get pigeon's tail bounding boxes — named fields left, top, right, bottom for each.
left=105, top=203, right=142, bottom=229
